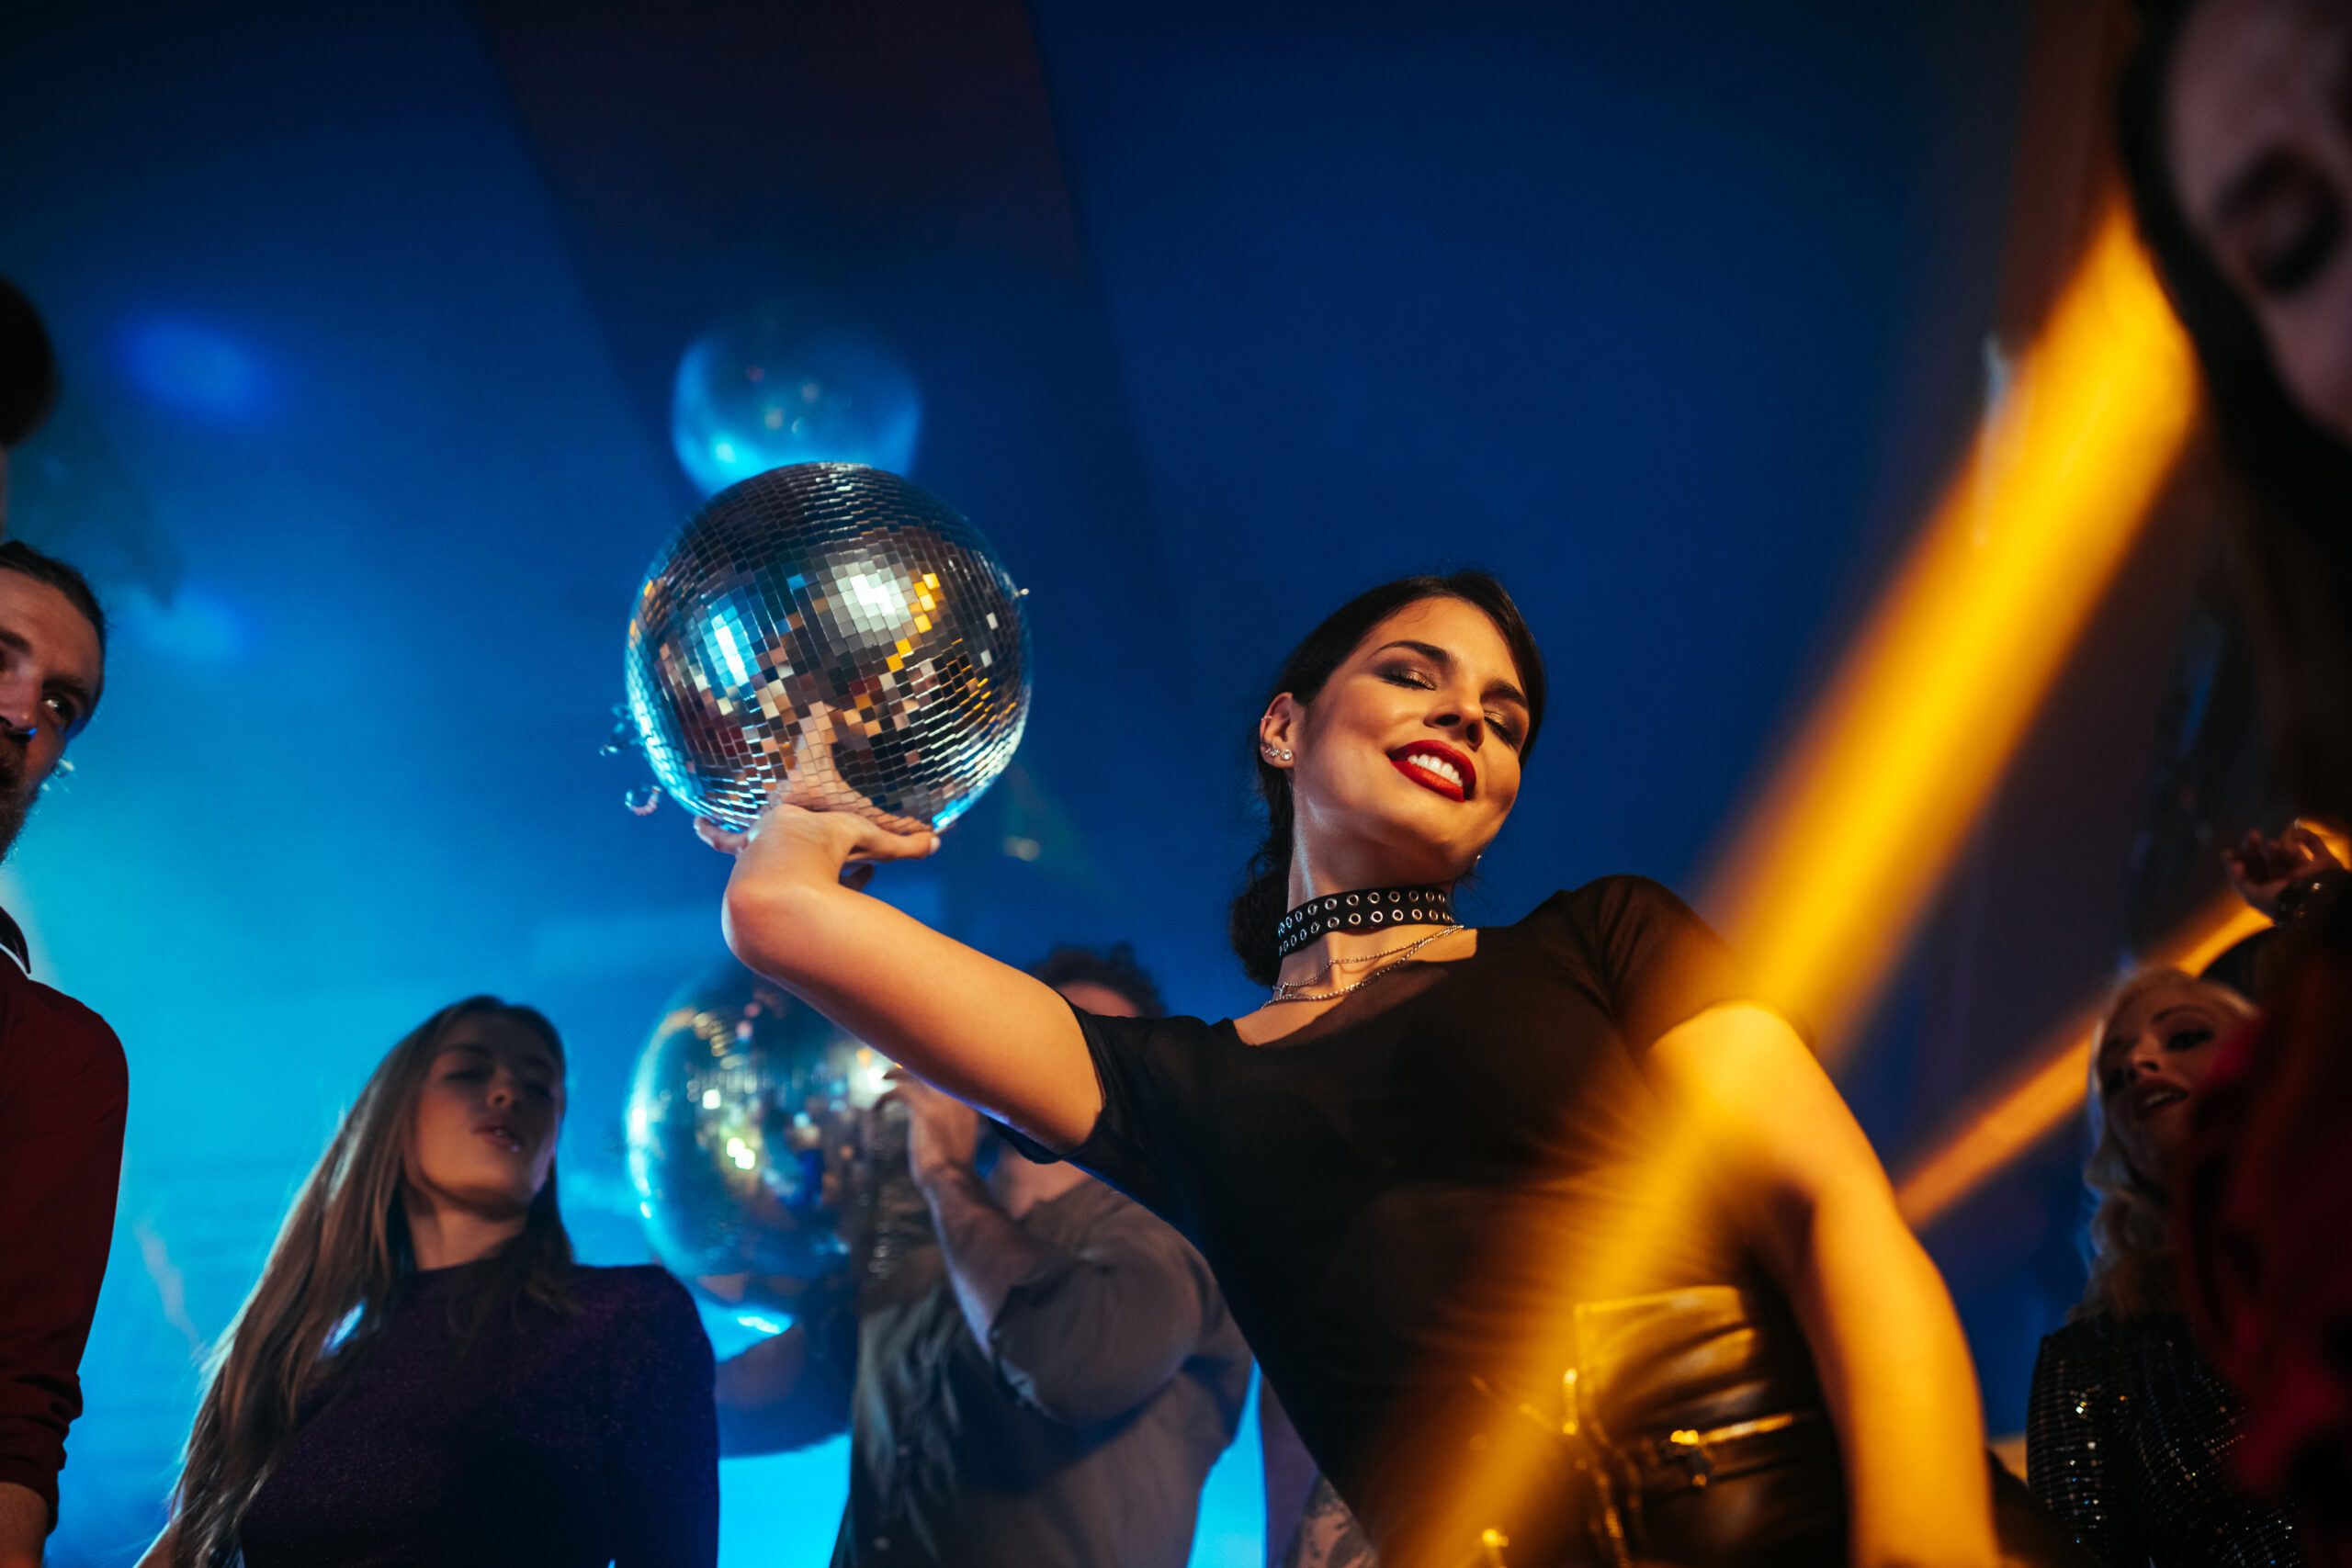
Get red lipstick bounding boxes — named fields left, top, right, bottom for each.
left=1388, top=740, right=1476, bottom=802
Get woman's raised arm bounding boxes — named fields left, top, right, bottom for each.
left=706, top=805, right=1102, bottom=1151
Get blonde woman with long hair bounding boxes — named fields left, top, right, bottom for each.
left=142, top=997, right=717, bottom=1567
left=2025, top=967, right=2300, bottom=1566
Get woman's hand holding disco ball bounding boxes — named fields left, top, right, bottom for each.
left=624, top=464, right=1033, bottom=838
left=695, top=799, right=939, bottom=893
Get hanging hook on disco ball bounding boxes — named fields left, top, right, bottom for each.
left=622, top=462, right=1032, bottom=835
left=598, top=703, right=664, bottom=816
left=671, top=308, right=921, bottom=498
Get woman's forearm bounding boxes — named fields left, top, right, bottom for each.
left=1787, top=1186, right=1994, bottom=1568
left=708, top=807, right=1104, bottom=1148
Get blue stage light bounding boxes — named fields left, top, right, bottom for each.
left=119, top=319, right=265, bottom=416
left=670, top=310, right=921, bottom=495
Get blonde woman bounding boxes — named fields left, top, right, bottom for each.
left=2026, top=968, right=2299, bottom=1566
left=142, top=997, right=716, bottom=1567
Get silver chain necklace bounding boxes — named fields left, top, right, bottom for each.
left=1283, top=926, right=1464, bottom=988
left=1268, top=925, right=1464, bottom=1005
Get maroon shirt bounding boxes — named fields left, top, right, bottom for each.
left=0, top=926, right=126, bottom=1528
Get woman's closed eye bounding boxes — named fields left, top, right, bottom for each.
left=1378, top=660, right=1523, bottom=746
left=1377, top=662, right=1435, bottom=691
left=450, top=1066, right=557, bottom=1100
left=2226, top=151, right=2342, bottom=299
left=2165, top=1027, right=2215, bottom=1054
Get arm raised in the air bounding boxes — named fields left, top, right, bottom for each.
left=705, top=805, right=1103, bottom=1152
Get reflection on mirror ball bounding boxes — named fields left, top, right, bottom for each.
left=624, top=462, right=1031, bottom=832
left=671, top=313, right=919, bottom=496
left=624, top=964, right=910, bottom=1309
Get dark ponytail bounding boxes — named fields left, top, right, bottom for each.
left=1228, top=570, right=1547, bottom=985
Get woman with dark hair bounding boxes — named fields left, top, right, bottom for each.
left=2025, top=968, right=2301, bottom=1565
left=141, top=997, right=718, bottom=1567
left=2117, top=0, right=2352, bottom=819
left=2119, top=8, right=2352, bottom=1558
left=703, top=571, right=2065, bottom=1566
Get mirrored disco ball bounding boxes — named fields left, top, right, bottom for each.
left=671, top=311, right=920, bottom=496
left=625, top=964, right=923, bottom=1304
left=624, top=463, right=1031, bottom=832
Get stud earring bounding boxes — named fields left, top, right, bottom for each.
left=1261, top=745, right=1293, bottom=763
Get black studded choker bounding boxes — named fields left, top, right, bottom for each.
left=1274, top=886, right=1455, bottom=960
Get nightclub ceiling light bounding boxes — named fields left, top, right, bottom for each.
left=1705, top=205, right=2198, bottom=1053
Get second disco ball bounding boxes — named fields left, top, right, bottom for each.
left=624, top=964, right=924, bottom=1306
left=624, top=463, right=1031, bottom=833
left=670, top=313, right=920, bottom=497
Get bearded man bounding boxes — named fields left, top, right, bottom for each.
left=0, top=540, right=123, bottom=1568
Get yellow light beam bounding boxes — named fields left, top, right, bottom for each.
left=1430, top=208, right=2199, bottom=1553
left=1895, top=893, right=2271, bottom=1229
left=1708, top=206, right=2198, bottom=1053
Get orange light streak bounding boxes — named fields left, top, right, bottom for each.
left=1430, top=209, right=2201, bottom=1554
left=1708, top=206, right=2197, bottom=1051
left=1895, top=893, right=2271, bottom=1229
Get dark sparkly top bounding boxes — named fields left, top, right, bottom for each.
left=239, top=1260, right=718, bottom=1567
left=2027, top=1313, right=2301, bottom=1567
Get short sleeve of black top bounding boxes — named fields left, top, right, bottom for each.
left=1034, top=875, right=1800, bottom=1552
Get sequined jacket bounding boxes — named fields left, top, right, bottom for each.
left=2026, top=1313, right=2301, bottom=1567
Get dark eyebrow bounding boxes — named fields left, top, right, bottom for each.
left=1374, top=639, right=1529, bottom=709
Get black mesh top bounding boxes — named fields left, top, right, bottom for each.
left=2027, top=1312, right=2302, bottom=1567
left=1029, top=875, right=1788, bottom=1557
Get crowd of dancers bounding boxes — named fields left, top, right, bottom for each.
left=3, top=0, right=2349, bottom=1562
